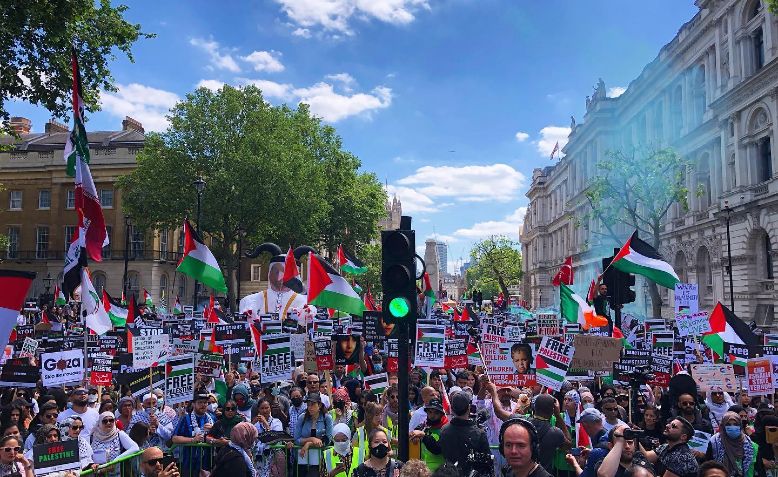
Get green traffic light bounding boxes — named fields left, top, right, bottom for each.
left=388, top=297, right=410, bottom=318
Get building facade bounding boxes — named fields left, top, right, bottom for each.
left=436, top=241, right=448, bottom=275
left=521, top=0, right=778, bottom=325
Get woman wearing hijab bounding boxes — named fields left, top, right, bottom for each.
left=116, top=397, right=135, bottom=431
left=706, top=411, right=758, bottom=477
left=330, top=388, right=357, bottom=432
left=210, top=421, right=258, bottom=477
left=210, top=400, right=245, bottom=446
left=324, top=423, right=358, bottom=477
left=89, top=411, right=139, bottom=474
left=706, top=389, right=735, bottom=431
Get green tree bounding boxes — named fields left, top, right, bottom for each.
left=1, top=0, right=152, bottom=135
left=585, top=146, right=694, bottom=316
left=118, top=85, right=384, bottom=309
left=467, top=236, right=522, bottom=300
left=355, top=242, right=383, bottom=296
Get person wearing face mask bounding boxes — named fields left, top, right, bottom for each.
left=706, top=411, right=757, bottom=477
left=329, top=388, right=357, bottom=432
left=57, top=388, right=100, bottom=435
left=210, top=422, right=258, bottom=477
left=230, top=383, right=256, bottom=422
left=351, top=429, right=402, bottom=477
left=128, top=394, right=174, bottom=449
left=324, top=424, right=359, bottom=477
left=288, top=387, right=307, bottom=436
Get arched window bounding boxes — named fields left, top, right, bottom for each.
left=752, top=229, right=774, bottom=280
left=93, top=272, right=107, bottom=294
left=674, top=251, right=687, bottom=282
left=178, top=276, right=186, bottom=301
left=160, top=274, right=168, bottom=302
left=127, top=271, right=140, bottom=294
left=698, top=153, right=711, bottom=209
left=693, top=66, right=706, bottom=124
left=696, top=247, right=712, bottom=298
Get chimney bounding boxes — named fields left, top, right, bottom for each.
left=9, top=117, right=31, bottom=135
left=122, top=116, right=144, bottom=133
left=45, top=119, right=69, bottom=134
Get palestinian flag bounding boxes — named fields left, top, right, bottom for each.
left=586, top=279, right=597, bottom=305
left=467, top=341, right=482, bottom=366
left=173, top=296, right=183, bottom=315
left=702, top=302, right=760, bottom=363
left=364, top=373, right=389, bottom=395
left=126, top=293, right=141, bottom=325
left=64, top=47, right=90, bottom=176
left=422, top=272, right=436, bottom=303
left=73, top=141, right=107, bottom=262
left=338, top=245, right=367, bottom=274
left=282, top=247, right=303, bottom=293
left=121, top=291, right=126, bottom=306
left=62, top=223, right=86, bottom=300
left=652, top=331, right=674, bottom=349
left=101, top=291, right=128, bottom=327
left=142, top=289, right=153, bottom=307
left=363, top=287, right=378, bottom=312
left=416, top=324, right=445, bottom=343
left=352, top=280, right=363, bottom=295
left=54, top=286, right=67, bottom=306
left=0, top=271, right=35, bottom=352
left=560, top=284, right=608, bottom=330
left=609, top=231, right=680, bottom=289
left=176, top=220, right=227, bottom=293
left=765, top=333, right=778, bottom=346
left=249, top=323, right=262, bottom=355
left=81, top=267, right=111, bottom=335
left=261, top=334, right=290, bottom=359
left=535, top=347, right=569, bottom=387
left=612, top=326, right=633, bottom=350
left=308, top=254, right=366, bottom=316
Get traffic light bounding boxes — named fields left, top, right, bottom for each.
left=601, top=250, right=636, bottom=306
left=381, top=229, right=416, bottom=325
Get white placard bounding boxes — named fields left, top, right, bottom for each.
left=41, top=349, right=85, bottom=386
left=674, top=283, right=699, bottom=314
left=132, top=334, right=170, bottom=369
left=676, top=311, right=711, bottom=337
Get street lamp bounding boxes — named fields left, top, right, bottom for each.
left=723, top=200, right=735, bottom=312
left=236, top=226, right=246, bottom=309
left=193, top=177, right=206, bottom=309
left=123, top=215, right=132, bottom=299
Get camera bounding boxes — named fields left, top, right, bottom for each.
left=625, top=366, right=654, bottom=387
left=622, top=429, right=644, bottom=441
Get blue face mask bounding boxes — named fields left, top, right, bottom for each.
left=374, top=364, right=383, bottom=372
left=725, top=425, right=742, bottom=439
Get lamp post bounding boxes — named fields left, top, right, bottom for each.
left=40, top=273, right=53, bottom=308
left=723, top=200, right=735, bottom=312
left=192, top=177, right=206, bottom=309
left=236, top=226, right=246, bottom=309
left=643, top=280, right=649, bottom=317
left=123, top=215, right=132, bottom=299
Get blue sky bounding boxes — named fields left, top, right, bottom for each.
left=11, top=0, right=698, bottom=274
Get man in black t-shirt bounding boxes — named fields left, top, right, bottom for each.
left=501, top=418, right=553, bottom=477
left=643, top=417, right=699, bottom=477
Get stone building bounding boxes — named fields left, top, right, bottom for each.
left=520, top=0, right=778, bottom=325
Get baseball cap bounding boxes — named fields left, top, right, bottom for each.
left=424, top=399, right=445, bottom=414
left=305, top=392, right=323, bottom=404
left=577, top=407, right=604, bottom=423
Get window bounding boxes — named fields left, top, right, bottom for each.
left=38, top=190, right=51, bottom=209
left=766, top=234, right=774, bottom=280
left=672, top=85, right=683, bottom=139
left=102, top=226, right=112, bottom=260
left=93, top=272, right=106, bottom=294
left=251, top=264, right=263, bottom=281
left=9, top=191, right=22, bottom=210
left=160, top=229, right=169, bottom=261
left=36, top=226, right=49, bottom=259
left=758, top=137, right=772, bottom=182
left=64, top=225, right=77, bottom=252
left=177, top=230, right=184, bottom=255
left=160, top=274, right=168, bottom=301
left=754, top=28, right=765, bottom=71
left=99, top=189, right=114, bottom=208
left=66, top=189, right=75, bottom=209
left=131, top=227, right=144, bottom=258
left=178, top=277, right=186, bottom=300
left=7, top=227, right=19, bottom=259
left=127, top=272, right=140, bottom=294
left=693, top=66, right=706, bottom=125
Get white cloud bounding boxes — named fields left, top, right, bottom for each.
left=242, top=50, right=285, bottom=73
left=608, top=86, right=627, bottom=98
left=392, top=156, right=417, bottom=164
left=325, top=73, right=356, bottom=92
left=100, top=83, right=180, bottom=132
left=292, top=82, right=391, bottom=122
left=189, top=37, right=241, bottom=73
left=454, top=206, right=528, bottom=240
left=534, top=125, right=571, bottom=157
left=397, top=164, right=525, bottom=203
left=385, top=184, right=437, bottom=213
left=196, top=79, right=225, bottom=91
left=514, top=131, right=529, bottom=142
left=238, top=78, right=294, bottom=100
left=274, top=0, right=431, bottom=36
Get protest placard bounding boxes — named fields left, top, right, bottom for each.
left=386, top=339, right=399, bottom=373
left=363, top=311, right=385, bottom=343
left=537, top=316, right=562, bottom=337
left=126, top=368, right=165, bottom=398
left=481, top=342, right=536, bottom=387
left=747, top=357, right=774, bottom=395
left=481, top=321, right=506, bottom=344
left=674, top=283, right=699, bottom=314
left=535, top=337, right=574, bottom=391
left=676, top=311, right=711, bottom=337
left=19, top=337, right=38, bottom=359
left=415, top=324, right=445, bottom=367
left=652, top=331, right=675, bottom=357
left=214, top=323, right=248, bottom=345
left=570, top=335, right=623, bottom=371
left=261, top=334, right=293, bottom=383
left=364, top=373, right=388, bottom=395
left=688, top=430, right=712, bottom=454
left=166, top=355, right=194, bottom=405
left=314, top=338, right=334, bottom=371
left=690, top=363, right=738, bottom=392
left=132, top=334, right=169, bottom=369
left=0, top=357, right=39, bottom=387
left=444, top=338, right=468, bottom=369
left=304, top=340, right=318, bottom=373
left=194, top=352, right=223, bottom=378
left=90, top=355, right=113, bottom=386
left=290, top=334, right=305, bottom=363
left=41, top=350, right=84, bottom=387
left=33, top=440, right=80, bottom=476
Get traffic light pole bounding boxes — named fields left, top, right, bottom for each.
left=397, top=315, right=410, bottom=461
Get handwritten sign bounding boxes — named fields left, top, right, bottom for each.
left=747, top=357, right=774, bottom=395
left=19, top=337, right=38, bottom=358
left=570, top=335, right=623, bottom=372
left=690, top=363, right=737, bottom=392
left=674, top=283, right=699, bottom=314
left=676, top=311, right=711, bottom=337
left=132, top=334, right=169, bottom=369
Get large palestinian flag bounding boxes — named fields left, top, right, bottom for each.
left=702, top=302, right=760, bottom=364
left=308, top=254, right=366, bottom=316
left=101, top=291, right=128, bottom=327
left=176, top=220, right=227, bottom=293
left=609, top=231, right=679, bottom=289
left=338, top=245, right=367, bottom=274
left=0, top=271, right=35, bottom=352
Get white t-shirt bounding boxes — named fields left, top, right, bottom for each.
left=602, top=418, right=628, bottom=433
left=58, top=407, right=100, bottom=435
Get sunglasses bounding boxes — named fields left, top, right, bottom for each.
left=102, top=418, right=115, bottom=425
left=70, top=425, right=84, bottom=431
left=45, top=414, right=58, bottom=419
left=1, top=447, right=20, bottom=453
left=225, top=407, right=236, bottom=411
left=143, top=458, right=166, bottom=466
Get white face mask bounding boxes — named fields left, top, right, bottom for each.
left=583, top=402, right=595, bottom=409
left=334, top=440, right=351, bottom=456
left=207, top=403, right=218, bottom=413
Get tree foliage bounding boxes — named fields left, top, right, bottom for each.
left=117, top=85, right=386, bottom=308
left=585, top=146, right=694, bottom=316
left=1, top=0, right=152, bottom=134
left=466, top=236, right=522, bottom=300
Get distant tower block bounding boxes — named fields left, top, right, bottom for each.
left=436, top=242, right=448, bottom=275
left=424, top=239, right=440, bottom=295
